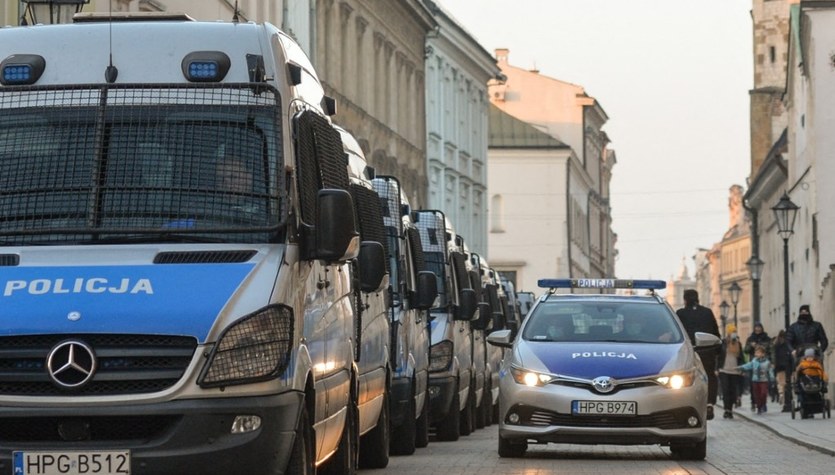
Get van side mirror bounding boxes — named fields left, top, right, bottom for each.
left=358, top=241, right=386, bottom=293
left=415, top=270, right=438, bottom=310
left=454, top=288, right=478, bottom=321
left=314, top=189, right=359, bottom=262
left=471, top=302, right=492, bottom=330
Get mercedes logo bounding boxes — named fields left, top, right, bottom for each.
left=592, top=376, right=615, bottom=393
left=47, top=340, right=97, bottom=389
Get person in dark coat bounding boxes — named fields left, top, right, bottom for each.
left=676, top=289, right=721, bottom=420
left=744, top=322, right=772, bottom=410
left=771, top=330, right=793, bottom=411
left=786, top=305, right=828, bottom=357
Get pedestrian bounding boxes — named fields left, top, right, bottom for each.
left=676, top=289, right=721, bottom=420
left=794, top=347, right=828, bottom=415
left=743, top=322, right=771, bottom=410
left=736, top=345, right=775, bottom=414
left=772, top=330, right=793, bottom=412
left=718, top=331, right=745, bottom=419
left=786, top=305, right=829, bottom=358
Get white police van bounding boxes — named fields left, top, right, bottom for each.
left=412, top=211, right=478, bottom=441
left=371, top=176, right=437, bottom=454
left=0, top=14, right=374, bottom=475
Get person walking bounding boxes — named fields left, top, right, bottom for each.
left=772, top=330, right=793, bottom=412
left=676, top=289, right=721, bottom=420
left=743, top=323, right=772, bottom=411
left=736, top=345, right=775, bottom=414
left=786, top=305, right=829, bottom=358
left=718, top=332, right=745, bottom=419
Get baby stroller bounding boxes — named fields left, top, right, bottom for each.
left=791, top=348, right=831, bottom=419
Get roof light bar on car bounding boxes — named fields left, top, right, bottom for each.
left=182, top=51, right=231, bottom=82
left=537, top=278, right=666, bottom=290
left=0, top=54, right=46, bottom=86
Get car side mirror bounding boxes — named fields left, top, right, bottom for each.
left=314, top=189, right=359, bottom=262
left=454, top=288, right=478, bottom=321
left=487, top=329, right=513, bottom=348
left=414, top=270, right=438, bottom=310
left=358, top=241, right=386, bottom=293
left=694, top=331, right=721, bottom=349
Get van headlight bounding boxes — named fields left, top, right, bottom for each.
left=510, top=366, right=554, bottom=387
left=199, top=304, right=294, bottom=388
left=429, top=340, right=454, bottom=372
left=656, top=370, right=695, bottom=389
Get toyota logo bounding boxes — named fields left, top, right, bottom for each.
left=592, top=376, right=615, bottom=393
left=47, top=340, right=97, bottom=389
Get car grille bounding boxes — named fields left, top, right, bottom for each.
left=0, top=334, right=197, bottom=396
left=510, top=404, right=701, bottom=429
left=553, top=380, right=656, bottom=394
left=0, top=416, right=179, bottom=442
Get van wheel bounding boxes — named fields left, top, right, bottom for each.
left=414, top=388, right=430, bottom=448
left=492, top=398, right=500, bottom=425
left=435, top=382, right=460, bottom=441
left=359, top=390, right=390, bottom=468
left=319, top=400, right=357, bottom=475
left=670, top=438, right=706, bottom=461
left=477, top=380, right=489, bottom=429
left=390, top=385, right=417, bottom=455
left=285, top=404, right=314, bottom=475
left=498, top=435, right=527, bottom=458
left=460, top=380, right=475, bottom=436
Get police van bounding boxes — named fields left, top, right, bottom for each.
left=0, top=14, right=369, bottom=475
left=371, top=176, right=437, bottom=455
left=412, top=210, right=477, bottom=441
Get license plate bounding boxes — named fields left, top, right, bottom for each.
left=13, top=451, right=130, bottom=475
left=572, top=400, right=637, bottom=416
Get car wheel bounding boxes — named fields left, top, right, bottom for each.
left=284, top=404, right=315, bottom=475
left=390, top=385, right=417, bottom=456
left=498, top=435, right=527, bottom=458
left=319, top=397, right=358, bottom=475
left=460, top=380, right=475, bottom=436
left=671, top=438, right=706, bottom=461
left=435, top=382, right=461, bottom=441
left=415, top=388, right=430, bottom=448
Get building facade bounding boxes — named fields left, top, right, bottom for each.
left=487, top=49, right=616, bottom=289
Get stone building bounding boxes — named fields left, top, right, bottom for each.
left=665, top=258, right=695, bottom=310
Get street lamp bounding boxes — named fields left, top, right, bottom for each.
left=772, top=192, right=800, bottom=330
left=719, top=300, right=729, bottom=338
left=21, top=0, right=89, bottom=25
left=746, top=255, right=764, bottom=325
left=728, top=281, right=741, bottom=329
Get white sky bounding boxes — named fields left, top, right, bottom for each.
left=440, top=0, right=753, bottom=282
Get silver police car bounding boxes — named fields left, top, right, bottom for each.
left=487, top=278, right=720, bottom=460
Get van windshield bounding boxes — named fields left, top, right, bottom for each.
left=0, top=84, right=284, bottom=245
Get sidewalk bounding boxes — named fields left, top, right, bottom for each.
left=729, top=401, right=835, bottom=456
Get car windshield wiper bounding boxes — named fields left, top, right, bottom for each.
left=80, top=234, right=226, bottom=244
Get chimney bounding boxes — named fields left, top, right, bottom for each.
left=495, top=48, right=509, bottom=65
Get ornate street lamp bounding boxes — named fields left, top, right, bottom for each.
left=772, top=193, right=800, bottom=330
left=719, top=300, right=730, bottom=338
left=746, top=255, right=764, bottom=325
left=728, top=281, right=741, bottom=329
left=21, top=0, right=89, bottom=25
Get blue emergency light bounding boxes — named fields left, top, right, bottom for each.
left=0, top=54, right=46, bottom=86
left=538, top=278, right=666, bottom=290
left=182, top=51, right=230, bottom=82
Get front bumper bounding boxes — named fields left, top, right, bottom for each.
left=0, top=392, right=303, bottom=475
left=498, top=377, right=707, bottom=446
left=428, top=376, right=456, bottom=423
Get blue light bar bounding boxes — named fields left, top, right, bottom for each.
left=188, top=61, right=218, bottom=80
left=0, top=54, right=46, bottom=86
left=181, top=51, right=230, bottom=83
left=538, top=278, right=666, bottom=290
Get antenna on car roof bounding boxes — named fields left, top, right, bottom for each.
left=104, top=0, right=119, bottom=83
left=232, top=1, right=240, bottom=23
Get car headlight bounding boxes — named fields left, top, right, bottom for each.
left=429, top=340, right=453, bottom=372
left=510, top=366, right=554, bottom=387
left=199, top=304, right=294, bottom=388
left=656, top=370, right=695, bottom=389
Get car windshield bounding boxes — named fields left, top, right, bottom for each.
left=522, top=300, right=683, bottom=344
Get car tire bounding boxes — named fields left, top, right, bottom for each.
left=670, top=438, right=706, bottom=461
left=415, top=388, right=430, bottom=448
left=435, top=383, right=461, bottom=442
left=390, top=386, right=417, bottom=456
left=359, top=390, right=390, bottom=468
left=460, top=380, right=476, bottom=436
left=285, top=404, right=315, bottom=475
left=498, top=435, right=527, bottom=458
left=319, top=398, right=357, bottom=475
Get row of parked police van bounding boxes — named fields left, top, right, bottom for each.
left=0, top=14, right=526, bottom=475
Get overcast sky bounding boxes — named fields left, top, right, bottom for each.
left=440, top=0, right=753, bottom=283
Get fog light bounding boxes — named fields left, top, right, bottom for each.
left=687, top=416, right=699, bottom=427
left=508, top=412, right=520, bottom=424
left=231, top=415, right=262, bottom=434
left=428, top=386, right=441, bottom=398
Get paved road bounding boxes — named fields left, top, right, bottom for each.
left=362, top=417, right=835, bottom=475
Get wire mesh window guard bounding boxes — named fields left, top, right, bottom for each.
left=0, top=84, right=285, bottom=245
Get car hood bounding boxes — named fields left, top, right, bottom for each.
left=517, top=341, right=689, bottom=380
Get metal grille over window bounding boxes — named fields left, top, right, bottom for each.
left=450, top=252, right=470, bottom=291
left=371, top=176, right=403, bottom=234
left=350, top=184, right=389, bottom=272
left=0, top=84, right=284, bottom=245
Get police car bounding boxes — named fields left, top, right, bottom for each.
left=487, top=279, right=720, bottom=460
